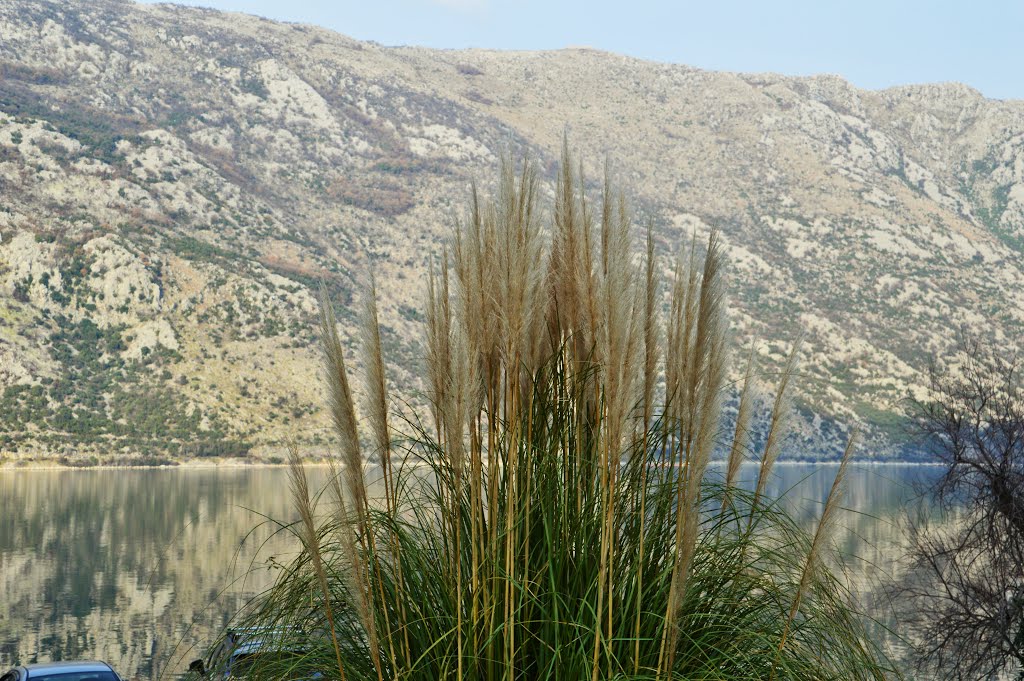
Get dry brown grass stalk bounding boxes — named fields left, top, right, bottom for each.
left=358, top=274, right=395, bottom=514
left=357, top=276, right=401, bottom=675
left=632, top=225, right=660, bottom=673
left=287, top=447, right=348, bottom=681
left=723, top=342, right=757, bottom=510
left=317, top=290, right=383, bottom=681
left=753, top=336, right=802, bottom=509
left=425, top=257, right=452, bottom=442
left=660, top=231, right=729, bottom=673
left=318, top=289, right=369, bottom=530
left=776, top=430, right=858, bottom=661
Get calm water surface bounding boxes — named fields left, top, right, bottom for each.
left=0, top=464, right=938, bottom=679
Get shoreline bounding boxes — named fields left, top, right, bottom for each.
left=0, top=458, right=942, bottom=471
left=0, top=460, right=328, bottom=471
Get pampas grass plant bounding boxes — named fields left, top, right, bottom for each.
left=231, top=144, right=894, bottom=680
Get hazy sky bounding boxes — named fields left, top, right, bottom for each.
left=141, top=0, right=1023, bottom=101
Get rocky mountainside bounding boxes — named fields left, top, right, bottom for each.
left=1, top=0, right=1022, bottom=464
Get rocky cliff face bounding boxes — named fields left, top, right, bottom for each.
left=1, top=0, right=1021, bottom=463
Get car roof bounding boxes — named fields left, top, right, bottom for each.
left=22, top=661, right=114, bottom=676
left=229, top=636, right=303, bottom=657
left=224, top=626, right=306, bottom=654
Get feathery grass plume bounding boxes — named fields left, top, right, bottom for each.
left=660, top=230, right=730, bottom=673
left=318, top=286, right=369, bottom=527
left=723, top=342, right=758, bottom=510
left=425, top=257, right=452, bottom=440
left=596, top=178, right=642, bottom=452
left=287, top=447, right=348, bottom=681
left=359, top=274, right=395, bottom=513
left=317, top=287, right=383, bottom=681
left=663, top=236, right=701, bottom=451
left=549, top=135, right=597, bottom=360
left=229, top=144, right=895, bottom=681
left=425, top=253, right=462, bottom=512
left=493, top=153, right=547, bottom=379
left=357, top=274, right=401, bottom=674
left=590, top=168, right=645, bottom=680
left=632, top=223, right=660, bottom=673
left=453, top=182, right=501, bottom=404
left=686, top=231, right=729, bottom=485
left=753, top=335, right=803, bottom=510
left=641, top=224, right=660, bottom=430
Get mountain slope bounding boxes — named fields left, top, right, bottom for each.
left=1, top=0, right=1022, bottom=463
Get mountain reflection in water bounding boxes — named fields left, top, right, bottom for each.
left=0, top=464, right=938, bottom=679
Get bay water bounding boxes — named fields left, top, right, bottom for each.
left=0, top=464, right=938, bottom=679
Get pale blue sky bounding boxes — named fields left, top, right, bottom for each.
left=142, top=0, right=1024, bottom=100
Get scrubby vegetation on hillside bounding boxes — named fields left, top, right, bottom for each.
left=0, top=314, right=247, bottom=462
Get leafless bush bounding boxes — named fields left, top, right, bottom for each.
left=897, top=336, right=1024, bottom=680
